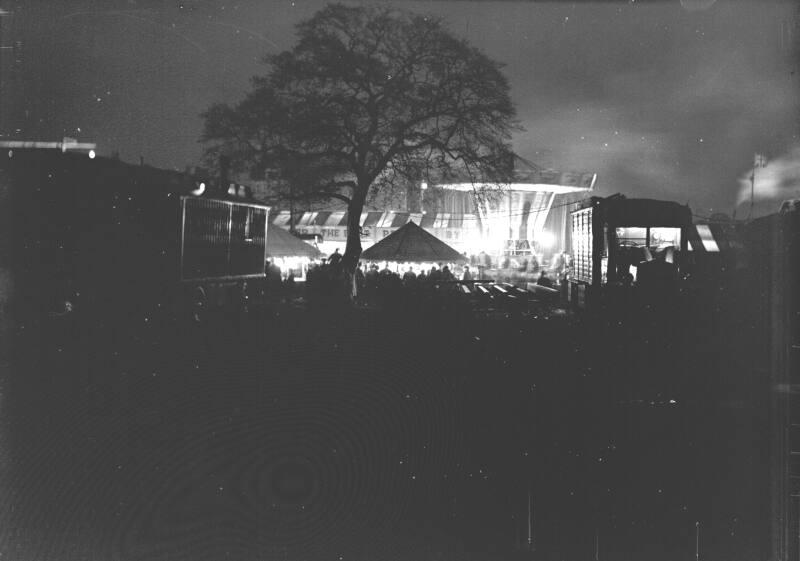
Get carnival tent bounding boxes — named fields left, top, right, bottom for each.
left=361, top=221, right=467, bottom=263
left=267, top=224, right=322, bottom=259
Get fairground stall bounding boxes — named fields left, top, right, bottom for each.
left=359, top=221, right=467, bottom=274
left=265, top=223, right=321, bottom=281
left=359, top=221, right=544, bottom=315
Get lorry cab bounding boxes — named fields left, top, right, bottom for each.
left=568, top=195, right=692, bottom=308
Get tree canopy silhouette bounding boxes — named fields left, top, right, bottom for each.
left=201, top=3, right=518, bottom=271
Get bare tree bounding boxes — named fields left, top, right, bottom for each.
left=201, top=3, right=518, bottom=272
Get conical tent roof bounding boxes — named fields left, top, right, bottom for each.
left=267, top=224, right=322, bottom=258
left=361, top=221, right=467, bottom=263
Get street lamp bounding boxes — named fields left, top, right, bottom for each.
left=695, top=521, right=700, bottom=561
left=594, top=527, right=599, bottom=561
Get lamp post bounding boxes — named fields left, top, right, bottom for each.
left=594, top=527, right=599, bottom=561
left=695, top=521, right=700, bottom=561
left=527, top=483, right=535, bottom=552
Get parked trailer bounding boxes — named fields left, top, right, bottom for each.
left=739, top=205, right=800, bottom=561
left=0, top=148, right=269, bottom=329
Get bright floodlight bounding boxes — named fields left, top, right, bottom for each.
left=537, top=230, right=555, bottom=248
left=88, top=150, right=96, bottom=159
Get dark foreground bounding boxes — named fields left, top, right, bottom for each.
left=0, top=297, right=768, bottom=561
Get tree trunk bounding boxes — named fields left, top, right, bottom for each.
left=341, top=186, right=368, bottom=273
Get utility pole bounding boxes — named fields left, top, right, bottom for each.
left=0, top=8, right=12, bottom=138
left=749, top=153, right=766, bottom=220
left=749, top=161, right=755, bottom=220
left=289, top=179, right=295, bottom=233
left=527, top=483, right=535, bottom=552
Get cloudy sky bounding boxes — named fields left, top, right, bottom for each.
left=2, top=0, right=798, bottom=215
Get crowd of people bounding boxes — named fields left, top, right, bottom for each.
left=264, top=254, right=482, bottom=312
left=262, top=247, right=572, bottom=313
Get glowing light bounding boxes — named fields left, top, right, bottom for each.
left=191, top=182, right=206, bottom=196
left=88, top=150, right=96, bottom=159
left=537, top=230, right=555, bottom=249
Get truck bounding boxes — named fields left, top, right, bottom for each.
left=568, top=194, right=692, bottom=308
left=0, top=147, right=270, bottom=332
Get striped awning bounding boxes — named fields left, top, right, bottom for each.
left=272, top=211, right=293, bottom=227
left=362, top=211, right=384, bottom=227
left=323, top=211, right=346, bottom=227
left=689, top=224, right=720, bottom=252
left=270, top=211, right=480, bottom=233
left=375, top=212, right=395, bottom=228
left=296, top=212, right=318, bottom=227
left=311, top=211, right=332, bottom=226
left=391, top=212, right=411, bottom=228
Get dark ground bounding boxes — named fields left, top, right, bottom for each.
left=0, top=292, right=769, bottom=561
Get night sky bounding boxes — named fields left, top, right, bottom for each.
left=2, top=0, right=798, bottom=216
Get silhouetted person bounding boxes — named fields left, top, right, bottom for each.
left=283, top=271, right=296, bottom=300
left=328, top=248, right=342, bottom=266
left=528, top=254, right=539, bottom=272
left=462, top=266, right=473, bottom=281
left=365, top=264, right=379, bottom=287
left=355, top=263, right=366, bottom=296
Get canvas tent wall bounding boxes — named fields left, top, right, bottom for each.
left=266, top=224, right=321, bottom=259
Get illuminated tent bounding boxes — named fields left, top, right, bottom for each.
left=266, top=224, right=321, bottom=259
left=361, top=221, right=467, bottom=263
